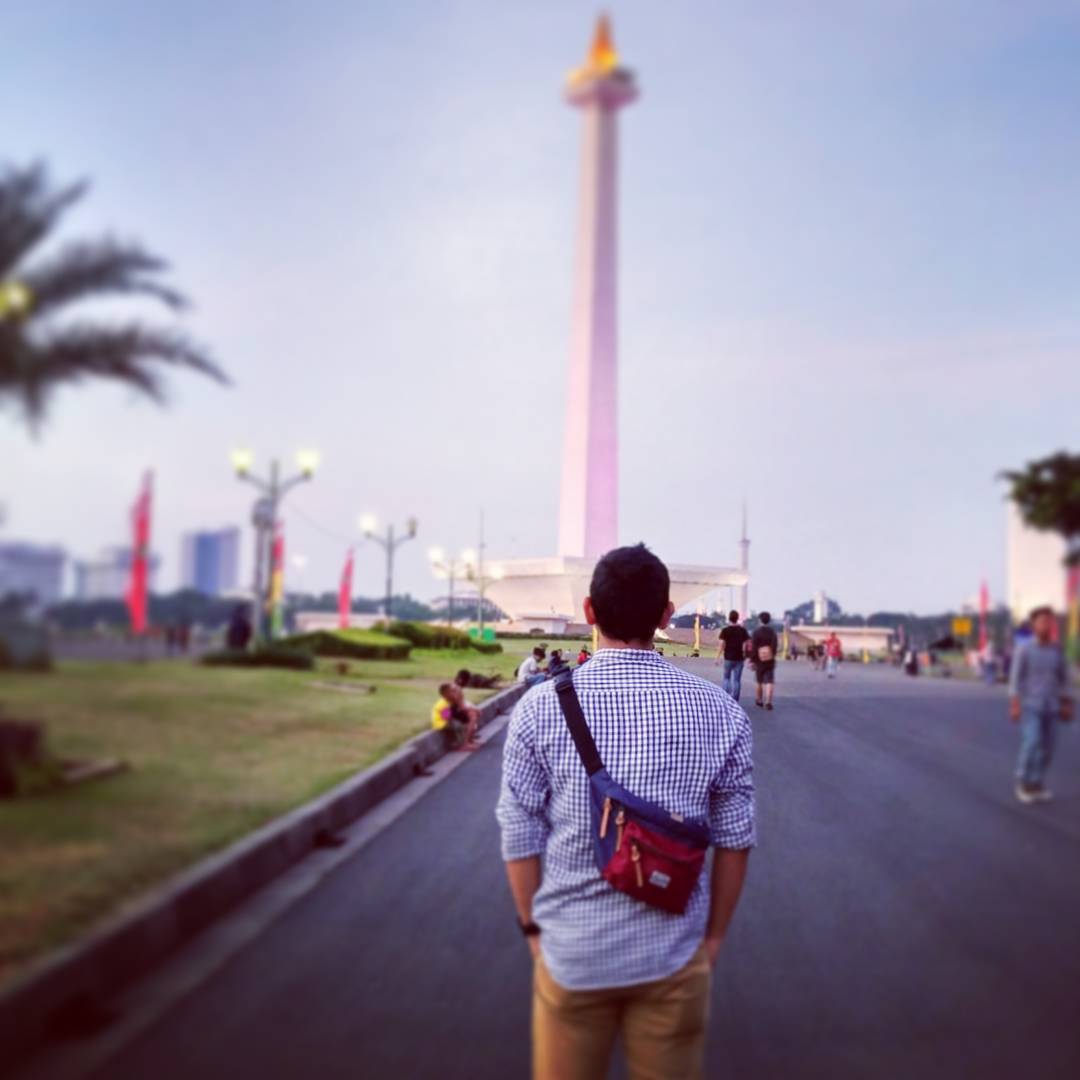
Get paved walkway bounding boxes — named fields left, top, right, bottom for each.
left=18, top=662, right=1080, bottom=1079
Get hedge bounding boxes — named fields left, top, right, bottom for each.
left=200, top=645, right=315, bottom=670
left=281, top=629, right=412, bottom=661
left=380, top=621, right=503, bottom=654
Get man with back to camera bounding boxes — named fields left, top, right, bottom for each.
left=714, top=609, right=751, bottom=702
left=751, top=612, right=779, bottom=710
left=1009, top=605, right=1073, bottom=803
left=496, top=544, right=755, bottom=1079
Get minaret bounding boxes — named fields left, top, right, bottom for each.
left=739, top=501, right=750, bottom=618
left=557, top=16, right=638, bottom=558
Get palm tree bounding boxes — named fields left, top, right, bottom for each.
left=0, top=162, right=225, bottom=425
left=1002, top=451, right=1080, bottom=565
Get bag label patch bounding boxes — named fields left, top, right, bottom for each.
left=648, top=870, right=672, bottom=889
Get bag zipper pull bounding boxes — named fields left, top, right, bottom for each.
left=615, top=808, right=625, bottom=851
left=631, top=841, right=644, bottom=887
left=599, top=797, right=612, bottom=839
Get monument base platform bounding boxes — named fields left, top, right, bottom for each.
left=486, top=555, right=748, bottom=628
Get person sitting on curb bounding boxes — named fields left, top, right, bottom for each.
left=431, top=682, right=480, bottom=752
left=517, top=646, right=548, bottom=687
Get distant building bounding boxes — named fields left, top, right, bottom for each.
left=181, top=528, right=241, bottom=596
left=74, top=547, right=160, bottom=601
left=0, top=542, right=66, bottom=605
left=791, top=625, right=894, bottom=657
left=1006, top=502, right=1067, bottom=619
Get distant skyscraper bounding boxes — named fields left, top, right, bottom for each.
left=180, top=528, right=240, bottom=596
left=813, top=590, right=828, bottom=624
left=75, top=547, right=160, bottom=601
left=0, top=542, right=66, bottom=605
left=558, top=16, right=638, bottom=558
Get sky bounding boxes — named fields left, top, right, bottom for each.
left=4, top=0, right=1080, bottom=616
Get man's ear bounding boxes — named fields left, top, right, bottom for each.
left=656, top=601, right=675, bottom=631
left=583, top=597, right=598, bottom=627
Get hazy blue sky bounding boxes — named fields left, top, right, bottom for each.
left=4, top=0, right=1079, bottom=615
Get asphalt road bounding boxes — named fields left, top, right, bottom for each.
left=30, top=662, right=1080, bottom=1079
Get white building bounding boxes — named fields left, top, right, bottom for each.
left=1006, top=503, right=1067, bottom=618
left=0, top=542, right=66, bottom=606
left=74, top=547, right=160, bottom=601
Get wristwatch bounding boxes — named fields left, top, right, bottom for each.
left=518, top=918, right=541, bottom=937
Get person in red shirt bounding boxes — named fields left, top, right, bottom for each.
left=824, top=633, right=843, bottom=678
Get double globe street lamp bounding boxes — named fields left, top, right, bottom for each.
left=231, top=449, right=319, bottom=642
left=360, top=514, right=418, bottom=621
left=427, top=548, right=471, bottom=627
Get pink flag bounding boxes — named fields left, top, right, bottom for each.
left=338, top=549, right=354, bottom=629
left=978, top=580, right=989, bottom=651
left=126, top=472, right=153, bottom=636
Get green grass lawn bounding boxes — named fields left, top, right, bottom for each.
left=0, top=646, right=527, bottom=988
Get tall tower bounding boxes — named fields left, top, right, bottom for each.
left=557, top=16, right=638, bottom=558
left=739, top=501, right=750, bottom=617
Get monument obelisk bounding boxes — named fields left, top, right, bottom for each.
left=557, top=16, right=637, bottom=558
left=484, top=18, right=747, bottom=629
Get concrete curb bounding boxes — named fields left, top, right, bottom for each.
left=0, top=681, right=527, bottom=1068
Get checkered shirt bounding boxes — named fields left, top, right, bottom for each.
left=496, top=648, right=755, bottom=990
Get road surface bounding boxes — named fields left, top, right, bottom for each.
left=16, top=662, right=1080, bottom=1079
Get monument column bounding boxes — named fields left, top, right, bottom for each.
left=558, top=16, right=637, bottom=559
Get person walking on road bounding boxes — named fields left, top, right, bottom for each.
left=824, top=632, right=843, bottom=678
left=751, top=612, right=779, bottom=710
left=497, top=544, right=755, bottom=1080
left=715, top=609, right=750, bottom=702
left=1009, top=606, right=1073, bottom=804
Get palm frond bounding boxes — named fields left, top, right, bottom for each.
left=3, top=322, right=227, bottom=424
left=22, top=240, right=187, bottom=316
left=0, top=163, right=86, bottom=278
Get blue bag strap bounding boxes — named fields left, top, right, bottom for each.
left=554, top=670, right=604, bottom=777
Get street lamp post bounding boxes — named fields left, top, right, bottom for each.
left=361, top=514, right=418, bottom=621
left=231, top=449, right=318, bottom=643
left=428, top=548, right=469, bottom=627
left=461, top=549, right=503, bottom=638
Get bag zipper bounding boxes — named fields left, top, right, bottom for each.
left=631, top=833, right=704, bottom=865
left=630, top=840, right=644, bottom=887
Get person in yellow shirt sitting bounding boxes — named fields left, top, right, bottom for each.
left=431, top=682, right=479, bottom=751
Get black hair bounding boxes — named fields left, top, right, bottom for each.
left=759, top=611, right=771, bottom=624
left=454, top=669, right=470, bottom=686
left=532, top=646, right=546, bottom=658
left=588, top=544, right=670, bottom=643
left=728, top=610, right=739, bottom=623
left=1029, top=605, right=1054, bottom=621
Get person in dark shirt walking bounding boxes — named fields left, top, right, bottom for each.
left=714, top=609, right=750, bottom=702
left=751, top=612, right=779, bottom=711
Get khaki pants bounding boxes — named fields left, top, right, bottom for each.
left=533, top=946, right=711, bottom=1080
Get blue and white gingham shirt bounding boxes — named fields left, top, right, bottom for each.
left=496, top=648, right=755, bottom=991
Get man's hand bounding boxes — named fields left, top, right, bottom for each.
left=1061, top=698, right=1075, bottom=723
left=703, top=935, right=724, bottom=967
left=1009, top=697, right=1022, bottom=723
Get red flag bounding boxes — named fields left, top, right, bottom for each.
left=338, top=549, right=354, bottom=629
left=126, top=472, right=153, bottom=635
left=978, top=580, right=989, bottom=651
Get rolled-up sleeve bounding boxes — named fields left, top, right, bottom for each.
left=708, top=705, right=756, bottom=849
left=496, top=694, right=551, bottom=860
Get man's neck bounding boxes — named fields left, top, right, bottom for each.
left=597, top=633, right=655, bottom=652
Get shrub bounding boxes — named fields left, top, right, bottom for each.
left=281, top=629, right=412, bottom=661
left=381, top=621, right=502, bottom=654
left=200, top=645, right=315, bottom=670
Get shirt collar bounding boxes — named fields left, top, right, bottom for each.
left=587, top=647, right=666, bottom=666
